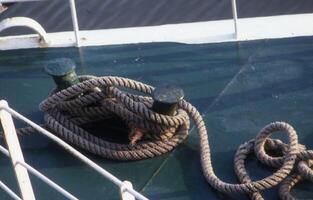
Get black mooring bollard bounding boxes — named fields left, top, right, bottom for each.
left=152, top=85, right=184, bottom=116
left=45, top=58, right=79, bottom=91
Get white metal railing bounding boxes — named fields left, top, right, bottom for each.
left=0, top=180, right=22, bottom=200
left=0, top=100, right=149, bottom=200
left=0, top=0, right=240, bottom=45
left=0, top=0, right=81, bottom=46
left=0, top=101, right=35, bottom=200
left=0, top=17, right=50, bottom=44
left=231, top=0, right=238, bottom=38
left=0, top=145, right=77, bottom=200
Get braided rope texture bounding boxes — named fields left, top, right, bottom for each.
left=14, top=76, right=313, bottom=199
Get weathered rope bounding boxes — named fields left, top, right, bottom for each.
left=10, top=75, right=313, bottom=199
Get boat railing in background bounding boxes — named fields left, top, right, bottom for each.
left=0, top=0, right=240, bottom=45
left=0, top=100, right=148, bottom=200
left=0, top=0, right=81, bottom=46
left=0, top=17, right=50, bottom=44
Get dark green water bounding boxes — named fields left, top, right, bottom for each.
left=1, top=37, right=313, bottom=199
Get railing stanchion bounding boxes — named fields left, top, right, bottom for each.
left=69, top=0, right=80, bottom=47
left=231, top=0, right=239, bottom=39
left=0, top=100, right=35, bottom=200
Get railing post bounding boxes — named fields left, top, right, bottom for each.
left=231, top=0, right=239, bottom=39
left=0, top=100, right=36, bottom=200
left=69, top=0, right=80, bottom=47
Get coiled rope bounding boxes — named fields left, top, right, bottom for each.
left=13, top=75, right=313, bottom=199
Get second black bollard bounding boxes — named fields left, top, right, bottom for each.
left=152, top=85, right=184, bottom=116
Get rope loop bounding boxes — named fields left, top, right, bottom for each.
left=10, top=75, right=313, bottom=199
left=38, top=76, right=190, bottom=160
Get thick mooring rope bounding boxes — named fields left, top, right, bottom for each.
left=14, top=76, right=313, bottom=199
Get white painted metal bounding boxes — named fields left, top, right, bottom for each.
left=0, top=17, right=50, bottom=44
left=16, top=161, right=79, bottom=200
left=0, top=101, right=149, bottom=200
left=0, top=0, right=80, bottom=46
left=0, top=100, right=36, bottom=200
left=21, top=164, right=75, bottom=199
left=0, top=3, right=8, bottom=13
left=120, top=181, right=135, bottom=200
left=68, top=0, right=80, bottom=47
left=0, top=145, right=78, bottom=200
left=231, top=0, right=238, bottom=38
left=0, top=181, right=22, bottom=200
left=0, top=13, right=312, bottom=50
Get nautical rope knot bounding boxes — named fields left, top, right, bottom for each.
left=14, top=76, right=313, bottom=199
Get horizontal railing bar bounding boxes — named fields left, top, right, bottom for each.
left=0, top=145, right=78, bottom=200
left=0, top=181, right=21, bottom=200
left=0, top=104, right=148, bottom=200
left=17, top=161, right=79, bottom=200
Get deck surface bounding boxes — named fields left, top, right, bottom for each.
left=1, top=37, right=313, bottom=199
